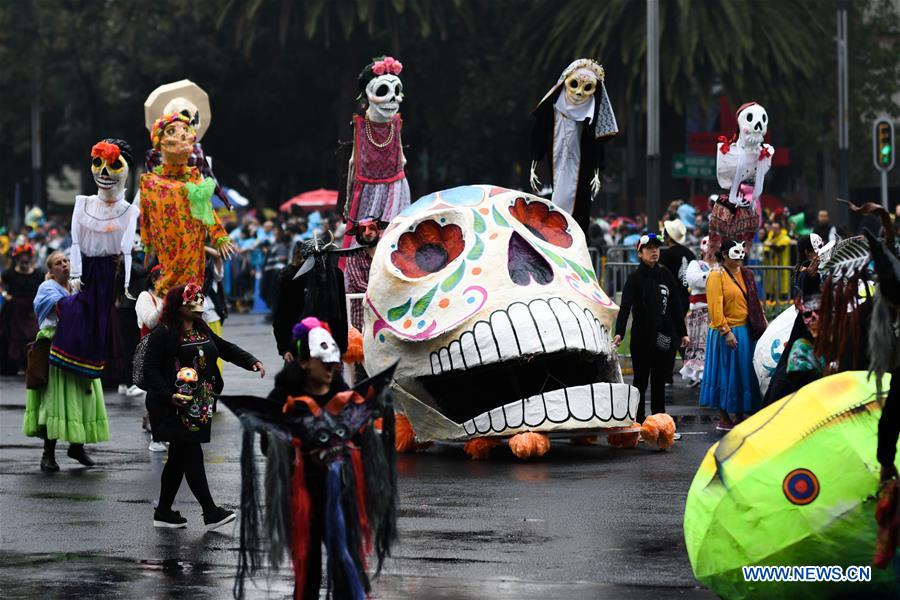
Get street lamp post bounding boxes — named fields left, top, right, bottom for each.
left=646, top=0, right=660, bottom=232
left=836, top=0, right=850, bottom=227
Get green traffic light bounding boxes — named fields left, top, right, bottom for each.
left=882, top=145, right=892, bottom=155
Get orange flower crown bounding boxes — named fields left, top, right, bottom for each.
left=91, top=141, right=121, bottom=164
left=150, top=112, right=195, bottom=149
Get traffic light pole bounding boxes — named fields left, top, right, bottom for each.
left=882, top=171, right=889, bottom=210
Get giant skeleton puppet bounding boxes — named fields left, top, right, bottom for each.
left=343, top=57, right=410, bottom=250
left=530, top=59, right=618, bottom=233
left=362, top=185, right=640, bottom=460
left=708, top=102, right=775, bottom=259
left=143, top=80, right=230, bottom=209
left=49, top=139, right=139, bottom=377
left=139, top=113, right=235, bottom=295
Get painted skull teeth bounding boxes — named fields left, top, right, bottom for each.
left=462, top=382, right=637, bottom=436
left=428, top=298, right=611, bottom=375
left=364, top=185, right=639, bottom=441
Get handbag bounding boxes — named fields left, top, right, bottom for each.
left=724, top=267, right=767, bottom=340
left=655, top=332, right=672, bottom=351
left=25, top=336, right=51, bottom=390
left=132, top=334, right=151, bottom=389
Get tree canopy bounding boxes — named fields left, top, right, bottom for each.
left=0, top=0, right=896, bottom=220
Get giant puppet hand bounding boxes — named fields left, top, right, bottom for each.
left=590, top=170, right=601, bottom=198
left=529, top=160, right=542, bottom=193
left=216, top=236, right=236, bottom=260
left=70, top=277, right=83, bottom=293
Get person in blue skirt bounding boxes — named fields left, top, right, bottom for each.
left=700, top=238, right=765, bottom=431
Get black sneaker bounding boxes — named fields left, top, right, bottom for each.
left=153, top=508, right=187, bottom=529
left=203, top=506, right=236, bottom=532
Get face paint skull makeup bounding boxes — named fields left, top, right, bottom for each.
left=564, top=68, right=598, bottom=106
left=727, top=241, right=747, bottom=261
left=90, top=140, right=130, bottom=200
left=365, top=75, right=403, bottom=123
left=363, top=185, right=638, bottom=445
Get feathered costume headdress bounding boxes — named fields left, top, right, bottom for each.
left=219, top=363, right=398, bottom=600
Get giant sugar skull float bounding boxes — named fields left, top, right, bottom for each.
left=363, top=185, right=639, bottom=456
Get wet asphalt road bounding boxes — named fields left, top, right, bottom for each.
left=0, top=314, right=717, bottom=599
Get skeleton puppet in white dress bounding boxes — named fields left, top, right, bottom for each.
left=530, top=59, right=618, bottom=233
left=708, top=102, right=775, bottom=259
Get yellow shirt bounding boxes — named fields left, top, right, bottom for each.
left=707, top=268, right=749, bottom=335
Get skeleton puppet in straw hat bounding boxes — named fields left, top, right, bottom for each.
left=143, top=79, right=230, bottom=210
left=530, top=59, right=618, bottom=233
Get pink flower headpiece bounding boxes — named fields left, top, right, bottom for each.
left=371, top=56, right=403, bottom=76
left=182, top=282, right=202, bottom=304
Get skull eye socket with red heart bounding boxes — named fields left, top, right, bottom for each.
left=363, top=185, right=639, bottom=443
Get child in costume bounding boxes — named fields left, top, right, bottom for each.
left=50, top=138, right=139, bottom=383
left=220, top=317, right=398, bottom=600
left=342, top=56, right=410, bottom=253
left=139, top=113, right=235, bottom=294
left=680, top=236, right=713, bottom=386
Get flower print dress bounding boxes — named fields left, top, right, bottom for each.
left=139, top=164, right=229, bottom=295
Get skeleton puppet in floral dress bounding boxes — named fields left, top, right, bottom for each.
left=139, top=113, right=235, bottom=295
left=530, top=59, right=618, bottom=233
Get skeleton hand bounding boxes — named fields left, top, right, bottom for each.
left=217, top=238, right=236, bottom=260
left=529, top=161, right=541, bottom=193
left=590, top=170, right=601, bottom=197
left=124, top=288, right=136, bottom=301
left=70, top=277, right=82, bottom=292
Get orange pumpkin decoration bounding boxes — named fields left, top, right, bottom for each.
left=641, top=413, right=676, bottom=451
left=607, top=429, right=640, bottom=449
left=463, top=437, right=500, bottom=460
left=394, top=414, right=417, bottom=453
left=343, top=326, right=364, bottom=364
left=508, top=431, right=551, bottom=459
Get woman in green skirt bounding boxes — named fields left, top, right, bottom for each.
left=22, top=251, right=109, bottom=471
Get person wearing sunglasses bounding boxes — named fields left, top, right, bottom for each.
left=614, top=232, right=690, bottom=423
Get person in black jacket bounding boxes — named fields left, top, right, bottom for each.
left=613, top=233, right=689, bottom=422
left=144, top=283, right=265, bottom=531
left=271, top=240, right=348, bottom=362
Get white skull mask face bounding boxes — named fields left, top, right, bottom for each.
left=810, top=233, right=824, bottom=253
left=363, top=186, right=638, bottom=442
left=727, top=241, right=747, bottom=261
left=700, top=236, right=710, bottom=256
left=366, top=75, right=403, bottom=123
left=164, top=97, right=201, bottom=131
left=564, top=69, right=598, bottom=105
left=91, top=153, right=129, bottom=198
left=308, top=327, right=341, bottom=364
left=737, top=103, right=768, bottom=148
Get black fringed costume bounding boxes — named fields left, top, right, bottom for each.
left=220, top=364, right=398, bottom=600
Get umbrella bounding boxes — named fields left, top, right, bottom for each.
left=609, top=216, right=637, bottom=231
left=212, top=186, right=250, bottom=210
left=684, top=371, right=899, bottom=599
left=280, top=188, right=338, bottom=212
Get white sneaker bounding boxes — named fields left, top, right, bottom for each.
left=126, top=385, right=146, bottom=397
left=673, top=432, right=683, bottom=441
left=148, top=441, right=168, bottom=452
left=117, top=384, right=128, bottom=395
